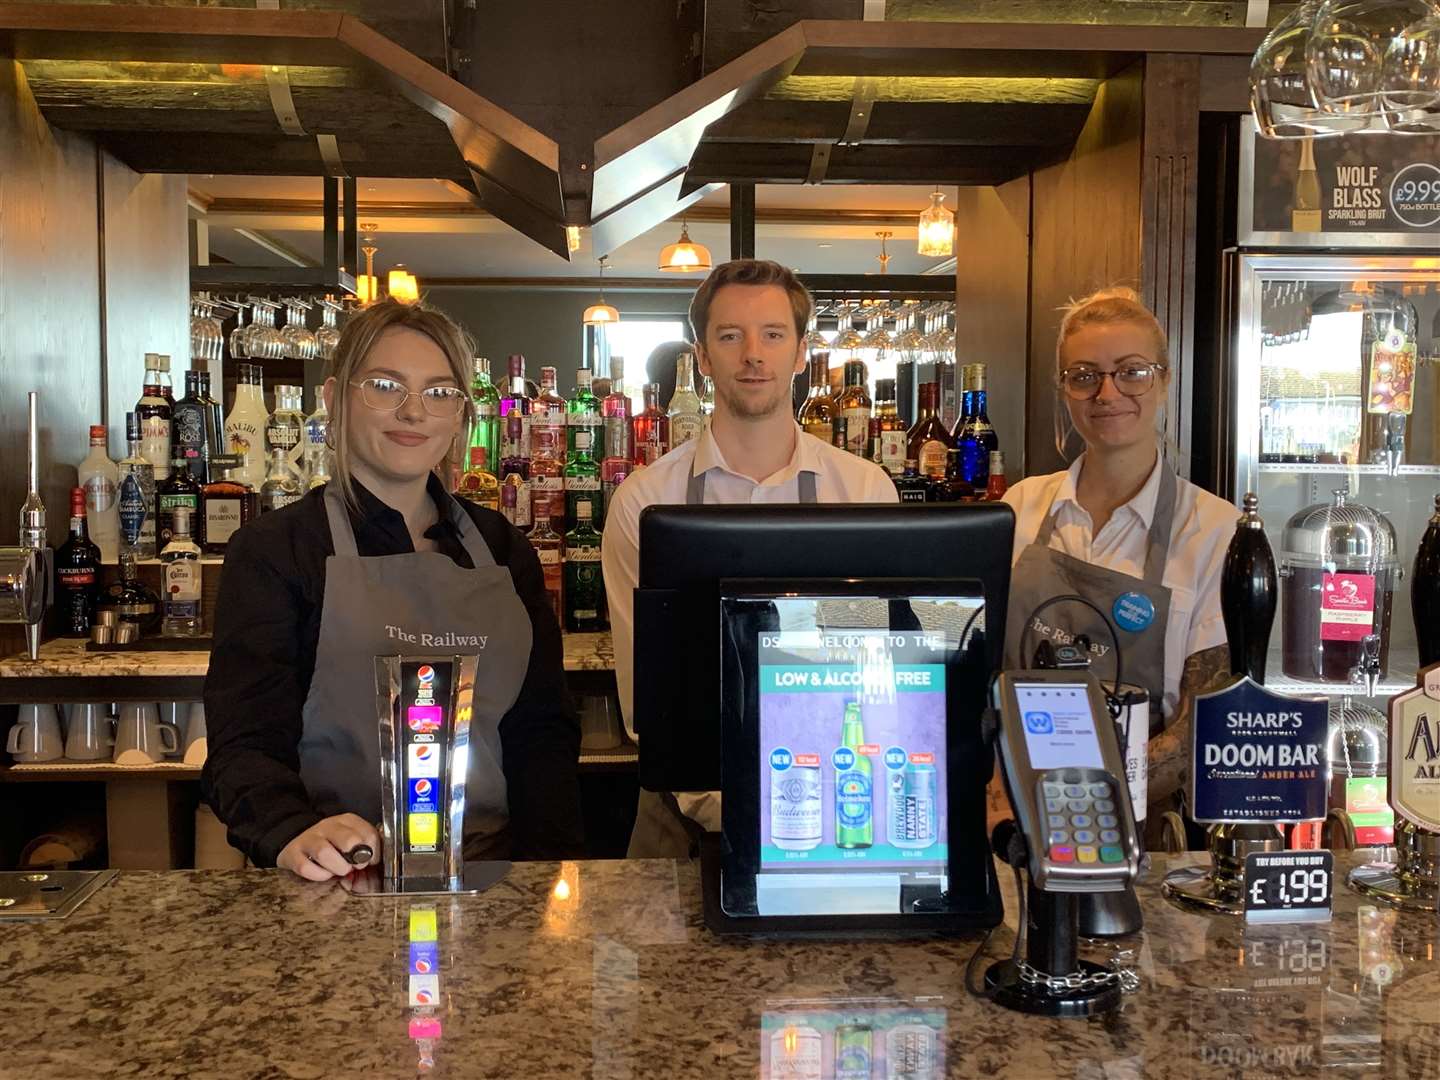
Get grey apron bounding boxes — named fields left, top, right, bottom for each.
left=1003, top=463, right=1178, bottom=734
left=626, top=463, right=818, bottom=859
left=299, top=486, right=532, bottom=858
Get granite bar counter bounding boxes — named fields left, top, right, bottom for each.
left=1, top=853, right=1435, bottom=1079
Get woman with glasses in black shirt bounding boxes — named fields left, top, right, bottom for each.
left=202, top=299, right=581, bottom=879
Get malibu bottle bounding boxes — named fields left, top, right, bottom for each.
left=834, top=702, right=873, bottom=849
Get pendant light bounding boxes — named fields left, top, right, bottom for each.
left=357, top=226, right=379, bottom=304
left=916, top=190, right=955, bottom=256
left=874, top=230, right=893, bottom=275
left=583, top=256, right=620, bottom=325
left=658, top=218, right=713, bottom=273
left=387, top=264, right=420, bottom=304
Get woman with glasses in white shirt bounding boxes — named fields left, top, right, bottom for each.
left=1000, top=288, right=1236, bottom=828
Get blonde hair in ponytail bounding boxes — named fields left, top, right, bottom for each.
left=1052, top=287, right=1172, bottom=462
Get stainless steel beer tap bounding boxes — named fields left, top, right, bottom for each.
left=5, top=392, right=53, bottom=660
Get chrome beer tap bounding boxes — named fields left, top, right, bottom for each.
left=18, top=392, right=51, bottom=659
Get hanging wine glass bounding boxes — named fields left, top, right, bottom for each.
left=281, top=298, right=317, bottom=360
left=1381, top=6, right=1440, bottom=132
left=228, top=299, right=251, bottom=360
left=1307, top=0, right=1434, bottom=126
left=1252, top=1, right=1364, bottom=137
left=315, top=296, right=343, bottom=361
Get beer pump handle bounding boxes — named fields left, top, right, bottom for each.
left=1221, top=493, right=1278, bottom=683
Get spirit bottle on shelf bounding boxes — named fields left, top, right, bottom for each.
left=100, top=548, right=162, bottom=634
left=302, top=384, right=332, bottom=485
left=906, top=382, right=952, bottom=484
left=836, top=360, right=871, bottom=457
left=563, top=500, right=604, bottom=632
left=172, top=369, right=214, bottom=484
left=500, top=353, right=531, bottom=450
left=937, top=447, right=976, bottom=502
left=893, top=459, right=929, bottom=504
left=155, top=354, right=175, bottom=406
left=632, top=382, right=670, bottom=467
left=136, top=352, right=172, bottom=482
left=500, top=413, right=531, bottom=533
left=953, top=363, right=998, bottom=489
left=567, top=367, right=603, bottom=461
left=265, top=384, right=306, bottom=471
left=159, top=507, right=203, bottom=637
left=797, top=352, right=835, bottom=446
left=872, top=378, right=906, bottom=476
left=529, top=425, right=566, bottom=531
left=985, top=450, right=1008, bottom=501
left=201, top=455, right=257, bottom=556
left=54, top=486, right=100, bottom=635
left=467, top=357, right=500, bottom=481
left=78, top=424, right=120, bottom=564
left=259, top=448, right=304, bottom=513
left=532, top=365, right=568, bottom=466
left=118, top=411, right=157, bottom=558
left=530, top=508, right=564, bottom=626
left=668, top=352, right=704, bottom=449
left=564, top=415, right=603, bottom=532
left=455, top=446, right=500, bottom=512
left=156, top=454, right=202, bottom=550
left=602, top=355, right=633, bottom=466
left=225, top=362, right=269, bottom=489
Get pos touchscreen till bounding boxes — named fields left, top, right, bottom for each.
left=992, top=671, right=1142, bottom=893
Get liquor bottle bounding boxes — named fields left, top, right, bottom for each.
left=937, top=447, right=976, bottom=503
left=836, top=361, right=871, bottom=457
left=156, top=354, right=175, bottom=406
left=78, top=424, right=120, bottom=564
left=873, top=377, right=906, bottom=476
left=564, top=413, right=603, bottom=532
left=159, top=507, right=203, bottom=637
left=893, top=459, right=929, bottom=504
left=906, top=382, right=952, bottom=484
left=531, top=365, right=567, bottom=466
left=500, top=353, right=531, bottom=451
left=567, top=366, right=603, bottom=461
left=201, top=455, right=257, bottom=555
left=54, top=486, right=101, bottom=635
left=199, top=368, right=227, bottom=458
left=797, top=352, right=836, bottom=445
left=266, top=384, right=306, bottom=471
left=835, top=702, right=873, bottom=849
left=530, top=508, right=564, bottom=626
left=563, top=500, right=604, bottom=632
left=467, top=357, right=501, bottom=482
left=500, top=413, right=532, bottom=533
left=99, top=548, right=162, bottom=634
left=953, top=363, right=999, bottom=489
left=1221, top=492, right=1278, bottom=681
left=302, top=384, right=332, bottom=485
left=984, top=450, right=1008, bottom=501
left=601, top=460, right=630, bottom=526
left=156, top=454, right=202, bottom=550
left=455, top=446, right=500, bottom=512
left=1414, top=493, right=1440, bottom=667
left=632, top=382, right=670, bottom=467
left=602, top=355, right=632, bottom=465
left=136, top=352, right=172, bottom=482
left=1292, top=135, right=1322, bottom=232
left=225, top=362, right=269, bottom=489
left=530, top=426, right=566, bottom=530
left=171, top=369, right=211, bottom=484
left=259, top=447, right=304, bottom=513
left=118, top=411, right=157, bottom=558
left=668, top=351, right=704, bottom=449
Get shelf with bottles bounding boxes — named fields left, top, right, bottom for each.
left=1257, top=461, right=1440, bottom=476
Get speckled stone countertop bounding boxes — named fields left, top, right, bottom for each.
left=0, top=854, right=1434, bottom=1079
left=0, top=631, right=614, bottom=679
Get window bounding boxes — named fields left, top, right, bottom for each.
left=592, top=318, right=690, bottom=409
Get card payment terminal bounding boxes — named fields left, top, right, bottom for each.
left=992, top=671, right=1142, bottom=894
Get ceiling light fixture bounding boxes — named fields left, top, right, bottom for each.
left=388, top=264, right=419, bottom=304
left=875, top=230, right=893, bottom=275
left=916, top=190, right=955, bottom=256
left=566, top=225, right=583, bottom=253
left=658, top=218, right=713, bottom=273
left=583, top=256, right=620, bottom=325
left=357, top=225, right=379, bottom=304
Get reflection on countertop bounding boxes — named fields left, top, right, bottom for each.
left=0, top=854, right=1434, bottom=1078
left=0, top=631, right=614, bottom=678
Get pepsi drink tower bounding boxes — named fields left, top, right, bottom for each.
left=374, top=654, right=480, bottom=893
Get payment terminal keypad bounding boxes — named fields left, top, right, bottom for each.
left=1038, top=770, right=1127, bottom=867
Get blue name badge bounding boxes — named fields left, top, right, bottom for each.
left=1190, top=676, right=1329, bottom=824
left=1112, top=591, right=1156, bottom=633
left=408, top=777, right=440, bottom=815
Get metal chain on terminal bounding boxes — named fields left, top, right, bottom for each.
left=1015, top=959, right=1141, bottom=996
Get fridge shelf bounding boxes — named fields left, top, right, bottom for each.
left=1257, top=462, right=1440, bottom=476
left=1261, top=643, right=1421, bottom=700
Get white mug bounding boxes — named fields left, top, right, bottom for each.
left=64, top=703, right=116, bottom=761
left=158, top=701, right=187, bottom=760
left=114, top=703, right=178, bottom=764
left=7, top=704, right=64, bottom=762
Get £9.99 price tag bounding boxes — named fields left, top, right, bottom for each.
left=1243, top=851, right=1334, bottom=925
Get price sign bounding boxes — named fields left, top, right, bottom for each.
left=1243, top=851, right=1334, bottom=925
left=1389, top=162, right=1440, bottom=229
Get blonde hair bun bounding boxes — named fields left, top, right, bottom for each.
left=1056, top=286, right=1168, bottom=365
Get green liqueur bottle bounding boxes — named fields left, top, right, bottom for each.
left=467, top=357, right=501, bottom=486
left=834, top=702, right=873, bottom=849
left=563, top=406, right=603, bottom=531
left=566, top=366, right=602, bottom=459
left=563, top=500, right=604, bottom=632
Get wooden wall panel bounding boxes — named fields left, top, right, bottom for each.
left=1026, top=65, right=1143, bottom=478
left=952, top=178, right=1030, bottom=480
left=102, top=157, right=189, bottom=441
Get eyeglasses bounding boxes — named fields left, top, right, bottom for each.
left=1058, top=361, right=1167, bottom=401
left=350, top=377, right=468, bottom=417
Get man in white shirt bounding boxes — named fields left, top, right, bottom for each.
left=602, top=258, right=897, bottom=858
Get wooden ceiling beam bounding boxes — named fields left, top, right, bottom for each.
left=704, top=99, right=1092, bottom=147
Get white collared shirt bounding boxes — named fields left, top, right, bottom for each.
left=1001, top=452, right=1235, bottom=720
left=602, top=423, right=897, bottom=828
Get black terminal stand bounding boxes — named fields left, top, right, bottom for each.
left=983, top=821, right=1123, bottom=1018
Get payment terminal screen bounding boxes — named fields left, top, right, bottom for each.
left=1014, top=682, right=1104, bottom=771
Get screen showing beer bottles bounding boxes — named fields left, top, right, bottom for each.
left=400, top=660, right=451, bottom=855
left=759, top=619, right=951, bottom=872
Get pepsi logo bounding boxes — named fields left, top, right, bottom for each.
left=417, top=665, right=436, bottom=685
left=414, top=745, right=434, bottom=762
left=414, top=779, right=433, bottom=797
left=414, top=988, right=435, bottom=1004
left=414, top=958, right=433, bottom=974
left=408, top=715, right=441, bottom=734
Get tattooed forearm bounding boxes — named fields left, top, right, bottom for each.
left=1148, top=645, right=1233, bottom=803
